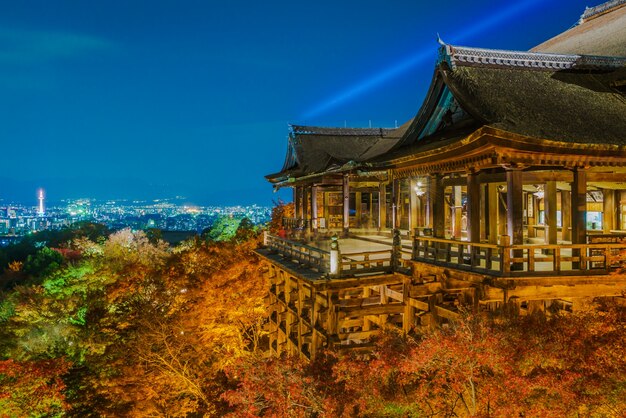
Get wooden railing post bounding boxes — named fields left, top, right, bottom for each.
left=412, top=229, right=419, bottom=259
left=392, top=229, right=402, bottom=272
left=501, top=235, right=511, bottom=275
left=329, top=235, right=341, bottom=278
left=263, top=230, right=269, bottom=247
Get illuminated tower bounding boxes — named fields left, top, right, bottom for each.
left=37, top=188, right=45, bottom=217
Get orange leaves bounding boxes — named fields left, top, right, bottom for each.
left=0, top=358, right=71, bottom=416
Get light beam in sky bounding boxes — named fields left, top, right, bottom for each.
left=301, top=0, right=547, bottom=120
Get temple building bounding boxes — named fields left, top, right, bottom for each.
left=257, top=0, right=626, bottom=360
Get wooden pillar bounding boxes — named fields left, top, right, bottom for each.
left=527, top=193, right=536, bottom=238
left=498, top=186, right=507, bottom=238
left=452, top=185, right=463, bottom=239
left=487, top=183, right=499, bottom=244
left=480, top=184, right=487, bottom=241
left=392, top=179, right=400, bottom=230
left=295, top=186, right=303, bottom=220
left=342, top=175, right=350, bottom=236
left=311, top=185, right=318, bottom=234
left=302, top=186, right=309, bottom=225
left=571, top=169, right=587, bottom=245
left=425, top=176, right=432, bottom=229
left=378, top=183, right=387, bottom=231
left=507, top=168, right=524, bottom=270
left=545, top=181, right=557, bottom=245
left=603, top=189, right=616, bottom=233
left=431, top=174, right=445, bottom=238
left=571, top=169, right=587, bottom=270
left=561, top=190, right=571, bottom=241
left=355, top=191, right=362, bottom=229
left=410, top=178, right=419, bottom=234
left=467, top=172, right=481, bottom=243
left=402, top=279, right=414, bottom=334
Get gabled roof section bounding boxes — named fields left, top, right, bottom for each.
left=580, top=0, right=626, bottom=23
left=439, top=44, right=626, bottom=146
left=395, top=44, right=626, bottom=150
left=532, top=0, right=626, bottom=56
left=266, top=122, right=410, bottom=182
left=440, top=44, right=626, bottom=71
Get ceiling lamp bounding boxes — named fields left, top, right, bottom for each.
left=414, top=181, right=425, bottom=196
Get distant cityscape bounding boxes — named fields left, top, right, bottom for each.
left=0, top=189, right=272, bottom=246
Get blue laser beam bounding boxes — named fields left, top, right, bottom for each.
left=301, top=0, right=546, bottom=120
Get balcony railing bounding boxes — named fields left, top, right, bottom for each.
left=264, top=232, right=626, bottom=279
left=282, top=217, right=308, bottom=230
left=413, top=235, right=626, bottom=277
left=265, top=234, right=394, bottom=278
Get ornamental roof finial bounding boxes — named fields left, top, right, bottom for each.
left=436, top=33, right=446, bottom=46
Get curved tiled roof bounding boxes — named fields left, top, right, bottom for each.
left=532, top=0, right=626, bottom=57
left=580, top=0, right=626, bottom=22
left=266, top=0, right=626, bottom=182
left=266, top=121, right=411, bottom=181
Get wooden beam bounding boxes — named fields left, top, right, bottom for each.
left=561, top=190, right=572, bottom=241
left=453, top=185, right=463, bottom=239
left=409, top=178, right=418, bottom=233
left=431, top=174, right=445, bottom=238
left=545, top=181, right=557, bottom=245
left=311, top=185, right=318, bottom=233
left=488, top=183, right=499, bottom=244
left=507, top=168, right=524, bottom=270
left=379, top=182, right=387, bottom=231
left=571, top=169, right=587, bottom=245
left=603, top=189, right=616, bottom=233
left=587, top=172, right=626, bottom=182
left=392, top=178, right=400, bottom=230
left=467, top=171, right=481, bottom=243
left=343, top=175, right=350, bottom=235
left=523, top=171, right=573, bottom=183
left=339, top=304, right=405, bottom=317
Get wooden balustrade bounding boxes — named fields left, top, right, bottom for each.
left=340, top=250, right=393, bottom=275
left=266, top=234, right=394, bottom=278
left=412, top=236, right=626, bottom=277
left=266, top=233, right=626, bottom=279
left=266, top=235, right=329, bottom=273
left=282, top=217, right=308, bottom=230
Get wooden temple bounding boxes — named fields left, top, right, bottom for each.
left=257, top=0, right=626, bottom=360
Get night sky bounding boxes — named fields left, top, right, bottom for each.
left=0, top=0, right=592, bottom=206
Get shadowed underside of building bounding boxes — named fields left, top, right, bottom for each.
left=257, top=0, right=626, bottom=360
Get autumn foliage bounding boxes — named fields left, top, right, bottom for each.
left=0, top=220, right=625, bottom=417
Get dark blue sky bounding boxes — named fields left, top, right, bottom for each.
left=0, top=0, right=591, bottom=206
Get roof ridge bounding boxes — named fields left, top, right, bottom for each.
left=289, top=124, right=395, bottom=136
left=438, top=44, right=626, bottom=71
left=579, top=0, right=626, bottom=24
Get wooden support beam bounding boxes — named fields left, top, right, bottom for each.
left=603, top=189, right=616, bottom=233
left=355, top=191, right=362, bottom=228
left=343, top=175, right=350, bottom=236
left=311, top=185, right=318, bottom=233
left=339, top=304, right=405, bottom=317
left=488, top=183, right=499, bottom=244
left=507, top=168, right=524, bottom=270
left=571, top=169, right=587, bottom=246
left=523, top=171, right=573, bottom=183
left=467, top=171, right=481, bottom=243
left=561, top=190, right=572, bottom=241
left=409, top=178, right=419, bottom=233
left=545, top=181, right=557, bottom=245
left=379, top=182, right=387, bottom=231
left=453, top=185, right=463, bottom=239
left=392, top=178, right=400, bottom=230
left=431, top=174, right=445, bottom=238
